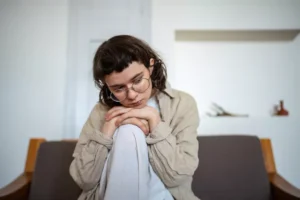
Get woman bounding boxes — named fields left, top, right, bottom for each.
left=69, top=35, right=200, bottom=200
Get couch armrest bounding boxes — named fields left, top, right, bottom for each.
left=270, top=173, right=300, bottom=200
left=0, top=173, right=32, bottom=200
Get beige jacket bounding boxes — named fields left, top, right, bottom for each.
left=69, top=84, right=200, bottom=200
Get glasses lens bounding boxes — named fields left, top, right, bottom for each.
left=132, top=78, right=150, bottom=93
left=109, top=78, right=150, bottom=102
left=110, top=92, right=126, bottom=102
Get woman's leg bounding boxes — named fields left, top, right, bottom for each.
left=99, top=124, right=173, bottom=200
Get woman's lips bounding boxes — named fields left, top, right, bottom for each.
left=130, top=100, right=142, bottom=107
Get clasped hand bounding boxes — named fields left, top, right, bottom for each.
left=101, top=106, right=161, bottom=138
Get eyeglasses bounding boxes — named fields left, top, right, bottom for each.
left=109, top=78, right=151, bottom=102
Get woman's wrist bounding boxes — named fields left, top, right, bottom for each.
left=149, top=111, right=161, bottom=132
left=101, top=123, right=115, bottom=139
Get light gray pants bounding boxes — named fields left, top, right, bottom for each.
left=99, top=124, right=174, bottom=200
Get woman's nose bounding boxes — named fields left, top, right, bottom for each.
left=127, top=88, right=138, bottom=100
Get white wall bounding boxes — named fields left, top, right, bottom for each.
left=64, top=0, right=151, bottom=138
left=0, top=0, right=298, bottom=190
left=0, top=0, right=69, bottom=187
left=152, top=0, right=300, bottom=187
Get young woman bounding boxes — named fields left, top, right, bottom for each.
left=69, top=35, right=200, bottom=200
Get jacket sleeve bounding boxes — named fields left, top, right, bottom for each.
left=146, top=93, right=200, bottom=188
left=69, top=103, right=113, bottom=192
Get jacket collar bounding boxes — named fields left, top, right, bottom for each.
left=163, top=82, right=175, bottom=98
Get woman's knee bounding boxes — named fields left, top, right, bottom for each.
left=118, top=124, right=144, bottom=135
left=111, top=124, right=148, bottom=159
left=114, top=124, right=145, bottom=143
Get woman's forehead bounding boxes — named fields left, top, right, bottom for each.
left=105, top=62, right=146, bottom=85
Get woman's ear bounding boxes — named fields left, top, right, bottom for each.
left=149, top=58, right=155, bottom=75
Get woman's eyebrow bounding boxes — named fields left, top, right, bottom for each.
left=130, top=72, right=144, bottom=80
left=109, top=72, right=144, bottom=88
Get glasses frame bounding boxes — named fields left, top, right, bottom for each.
left=109, top=78, right=151, bottom=102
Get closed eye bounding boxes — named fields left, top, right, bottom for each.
left=113, top=86, right=125, bottom=92
left=133, top=77, right=143, bottom=84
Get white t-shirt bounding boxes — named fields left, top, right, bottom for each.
left=147, top=97, right=160, bottom=113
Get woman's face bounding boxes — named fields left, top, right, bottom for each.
left=104, top=60, right=154, bottom=108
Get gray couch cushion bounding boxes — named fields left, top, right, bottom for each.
left=192, top=135, right=272, bottom=200
left=29, top=141, right=81, bottom=200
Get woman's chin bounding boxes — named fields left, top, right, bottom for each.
left=135, top=103, right=147, bottom=109
left=124, top=100, right=147, bottom=109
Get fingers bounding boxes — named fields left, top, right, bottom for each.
left=106, top=106, right=123, bottom=117
left=113, top=107, right=154, bottom=124
left=106, top=107, right=132, bottom=121
left=115, top=109, right=142, bottom=125
left=140, top=119, right=150, bottom=136
left=120, top=118, right=149, bottom=135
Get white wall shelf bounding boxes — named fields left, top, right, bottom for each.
left=175, top=30, right=300, bottom=41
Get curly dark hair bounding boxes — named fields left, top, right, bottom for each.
left=93, top=35, right=167, bottom=108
